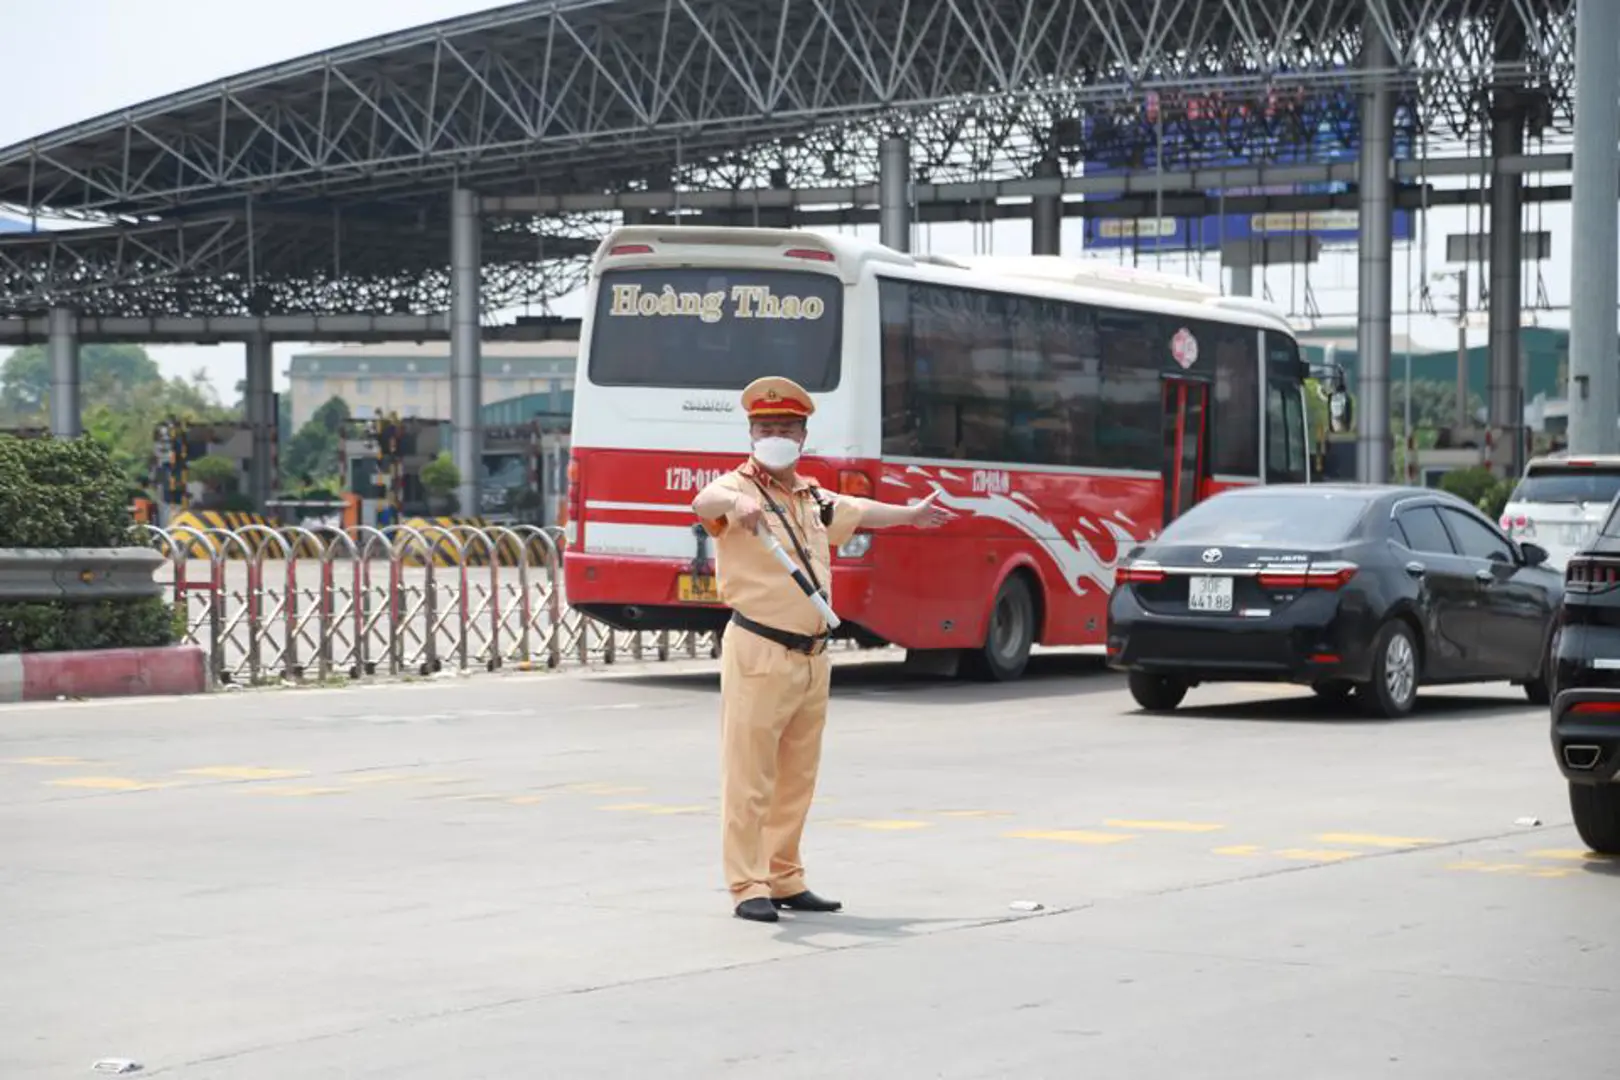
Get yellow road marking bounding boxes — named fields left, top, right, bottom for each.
left=48, top=776, right=174, bottom=792
left=601, top=802, right=710, bottom=815
left=935, top=809, right=1014, bottom=819
left=1212, top=844, right=1264, bottom=856
left=506, top=795, right=546, bottom=805
left=835, top=818, right=933, bottom=831
left=565, top=783, right=647, bottom=795
left=1532, top=849, right=1606, bottom=861
left=340, top=773, right=419, bottom=785
left=1448, top=859, right=1579, bottom=879
left=1274, top=848, right=1362, bottom=863
left=4, top=756, right=92, bottom=766
left=243, top=786, right=349, bottom=797
left=1315, top=832, right=1440, bottom=848
left=179, top=767, right=309, bottom=781
left=1107, top=819, right=1224, bottom=833
left=1005, top=828, right=1135, bottom=845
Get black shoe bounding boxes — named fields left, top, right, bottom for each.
left=734, top=897, right=779, bottom=923
left=772, top=890, right=841, bottom=913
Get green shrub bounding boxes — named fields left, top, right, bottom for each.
left=0, top=597, right=176, bottom=653
left=0, top=435, right=134, bottom=547
left=0, top=435, right=176, bottom=653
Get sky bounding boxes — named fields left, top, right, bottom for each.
left=0, top=0, right=1589, bottom=404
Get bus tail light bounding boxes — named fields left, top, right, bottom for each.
left=565, top=458, right=582, bottom=543
left=838, top=470, right=874, bottom=497
left=609, top=243, right=653, bottom=256
left=785, top=248, right=835, bottom=262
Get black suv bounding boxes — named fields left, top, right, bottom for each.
left=1550, top=493, right=1620, bottom=853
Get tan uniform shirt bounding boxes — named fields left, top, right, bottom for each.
left=696, top=461, right=873, bottom=637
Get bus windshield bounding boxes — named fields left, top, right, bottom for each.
left=586, top=267, right=843, bottom=391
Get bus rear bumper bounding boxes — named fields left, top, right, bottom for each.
left=564, top=552, right=879, bottom=638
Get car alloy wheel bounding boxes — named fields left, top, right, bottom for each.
left=1384, top=631, right=1416, bottom=708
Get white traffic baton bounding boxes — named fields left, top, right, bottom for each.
left=754, top=520, right=841, bottom=629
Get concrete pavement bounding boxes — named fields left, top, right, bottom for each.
left=1, top=654, right=1610, bottom=1078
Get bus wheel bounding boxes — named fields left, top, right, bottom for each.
left=963, top=573, right=1036, bottom=682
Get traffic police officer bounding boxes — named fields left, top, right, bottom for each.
left=692, top=376, right=952, bottom=923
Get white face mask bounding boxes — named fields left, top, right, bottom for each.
left=752, top=436, right=802, bottom=471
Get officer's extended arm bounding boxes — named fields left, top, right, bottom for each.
left=848, top=490, right=952, bottom=530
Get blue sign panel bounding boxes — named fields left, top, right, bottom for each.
left=1080, top=89, right=1417, bottom=252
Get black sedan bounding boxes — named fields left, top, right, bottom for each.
left=1106, top=484, right=1563, bottom=718
left=1548, top=493, right=1620, bottom=852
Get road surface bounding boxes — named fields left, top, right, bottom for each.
left=2, top=654, right=1608, bottom=1078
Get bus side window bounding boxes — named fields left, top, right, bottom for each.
left=879, top=280, right=918, bottom=456
left=1211, top=323, right=1259, bottom=477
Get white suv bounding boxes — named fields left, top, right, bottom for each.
left=1501, top=454, right=1620, bottom=571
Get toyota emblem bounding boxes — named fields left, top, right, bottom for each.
left=1201, top=548, right=1223, bottom=564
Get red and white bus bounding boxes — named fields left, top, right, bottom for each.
left=562, top=225, right=1319, bottom=680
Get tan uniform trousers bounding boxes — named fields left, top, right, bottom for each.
left=719, top=618, right=833, bottom=903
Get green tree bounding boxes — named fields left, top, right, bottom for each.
left=0, top=344, right=160, bottom=417
left=0, top=345, right=241, bottom=491
left=280, top=396, right=351, bottom=489
left=420, top=451, right=460, bottom=514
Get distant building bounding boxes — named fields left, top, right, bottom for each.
left=285, top=341, right=577, bottom=429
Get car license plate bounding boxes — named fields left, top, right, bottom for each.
left=677, top=573, right=718, bottom=603
left=1187, top=575, right=1233, bottom=613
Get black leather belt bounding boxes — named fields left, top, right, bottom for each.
left=730, top=611, right=829, bottom=655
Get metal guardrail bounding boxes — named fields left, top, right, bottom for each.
left=0, top=547, right=165, bottom=601
left=136, top=522, right=864, bottom=687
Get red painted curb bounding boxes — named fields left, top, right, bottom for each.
left=18, top=646, right=208, bottom=701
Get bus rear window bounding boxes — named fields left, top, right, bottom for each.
left=1512, top=464, right=1620, bottom=506
left=587, top=267, right=842, bottom=390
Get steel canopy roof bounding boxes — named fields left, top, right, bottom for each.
left=0, top=0, right=1579, bottom=319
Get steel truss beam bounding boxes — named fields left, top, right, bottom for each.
left=672, top=180, right=1573, bottom=230
left=0, top=209, right=598, bottom=319
left=481, top=151, right=1583, bottom=214
left=0, top=313, right=582, bottom=347
left=0, top=0, right=1575, bottom=217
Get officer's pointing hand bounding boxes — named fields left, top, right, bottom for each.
left=732, top=492, right=764, bottom=532
left=909, top=489, right=953, bottom=529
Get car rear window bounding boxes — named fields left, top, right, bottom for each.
left=1157, top=492, right=1370, bottom=545
left=1510, top=464, right=1620, bottom=506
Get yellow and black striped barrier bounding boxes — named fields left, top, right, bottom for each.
left=396, top=517, right=544, bottom=568
left=154, top=511, right=325, bottom=560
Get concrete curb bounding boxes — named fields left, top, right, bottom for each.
left=0, top=646, right=208, bottom=702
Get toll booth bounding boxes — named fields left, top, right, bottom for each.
left=340, top=414, right=442, bottom=527
left=149, top=419, right=257, bottom=526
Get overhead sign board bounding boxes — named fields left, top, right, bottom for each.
left=1079, top=87, right=1417, bottom=253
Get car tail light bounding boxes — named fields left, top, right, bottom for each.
left=1566, top=556, right=1620, bottom=591
left=1116, top=566, right=1166, bottom=585
left=609, top=243, right=653, bottom=256
left=838, top=470, right=874, bottom=497
left=1258, top=563, right=1358, bottom=591
left=785, top=248, right=835, bottom=261
left=1501, top=513, right=1535, bottom=538
left=1569, top=700, right=1620, bottom=715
